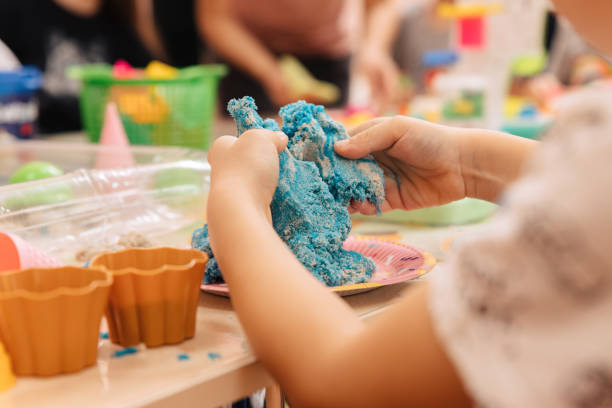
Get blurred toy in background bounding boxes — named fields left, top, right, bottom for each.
left=0, top=231, right=64, bottom=272
left=392, top=1, right=453, bottom=94
left=569, top=55, right=612, bottom=86
left=145, top=60, right=179, bottom=80
left=336, top=105, right=377, bottom=130
left=422, top=50, right=459, bottom=92
left=9, top=161, right=63, bottom=184
left=279, top=55, right=340, bottom=105
left=95, top=103, right=134, bottom=169
left=0, top=67, right=42, bottom=140
left=117, top=88, right=169, bottom=125
left=112, top=60, right=143, bottom=80
left=0, top=341, right=15, bottom=392
left=524, top=72, right=565, bottom=106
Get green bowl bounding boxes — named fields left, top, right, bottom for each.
left=353, top=198, right=497, bottom=226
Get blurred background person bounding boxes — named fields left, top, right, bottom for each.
left=0, top=0, right=153, bottom=133
left=197, top=0, right=405, bottom=114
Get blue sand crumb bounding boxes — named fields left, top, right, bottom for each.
left=207, top=352, right=221, bottom=360
left=177, top=353, right=191, bottom=361
left=112, top=347, right=138, bottom=358
left=100, top=332, right=109, bottom=339
left=192, top=96, right=385, bottom=286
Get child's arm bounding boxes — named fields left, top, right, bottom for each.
left=207, top=130, right=471, bottom=408
left=196, top=0, right=290, bottom=106
left=335, top=116, right=538, bottom=214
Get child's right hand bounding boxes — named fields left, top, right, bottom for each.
left=335, top=116, right=466, bottom=214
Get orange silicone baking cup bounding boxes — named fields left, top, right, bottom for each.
left=0, top=267, right=112, bottom=377
left=90, top=247, right=207, bottom=348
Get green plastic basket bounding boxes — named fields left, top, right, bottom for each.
left=69, top=64, right=227, bottom=150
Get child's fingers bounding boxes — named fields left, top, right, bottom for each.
left=209, top=135, right=238, bottom=164
left=269, top=131, right=289, bottom=153
left=240, top=129, right=288, bottom=153
left=355, top=201, right=378, bottom=216
left=335, top=117, right=403, bottom=159
left=347, top=117, right=386, bottom=137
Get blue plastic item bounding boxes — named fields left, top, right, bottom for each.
left=0, top=67, right=41, bottom=95
left=0, top=66, right=42, bottom=139
left=422, top=50, right=459, bottom=68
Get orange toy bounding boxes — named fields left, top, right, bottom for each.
left=0, top=341, right=15, bottom=391
left=0, top=232, right=63, bottom=272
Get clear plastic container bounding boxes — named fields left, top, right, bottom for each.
left=0, top=159, right=210, bottom=264
left=0, top=140, right=206, bottom=185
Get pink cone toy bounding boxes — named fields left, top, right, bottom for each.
left=95, top=103, right=135, bottom=169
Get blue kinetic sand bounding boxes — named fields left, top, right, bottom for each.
left=192, top=97, right=385, bottom=287
left=280, top=102, right=384, bottom=207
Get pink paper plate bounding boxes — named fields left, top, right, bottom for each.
left=200, top=236, right=436, bottom=297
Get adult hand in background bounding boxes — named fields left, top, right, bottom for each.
left=262, top=65, right=294, bottom=107
left=354, top=46, right=401, bottom=114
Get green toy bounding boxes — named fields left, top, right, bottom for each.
left=4, top=162, right=72, bottom=210
left=9, top=161, right=64, bottom=184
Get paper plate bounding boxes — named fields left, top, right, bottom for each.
left=200, top=236, right=436, bottom=297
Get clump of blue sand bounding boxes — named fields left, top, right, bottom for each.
left=192, top=97, right=385, bottom=287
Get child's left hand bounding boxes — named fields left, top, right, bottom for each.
left=208, top=129, right=288, bottom=212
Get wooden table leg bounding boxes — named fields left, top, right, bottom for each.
left=265, top=384, right=283, bottom=408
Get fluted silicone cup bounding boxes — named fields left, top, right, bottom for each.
left=0, top=266, right=112, bottom=376
left=90, top=247, right=207, bottom=347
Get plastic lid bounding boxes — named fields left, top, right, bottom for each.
left=0, top=66, right=42, bottom=95
left=422, top=50, right=459, bottom=68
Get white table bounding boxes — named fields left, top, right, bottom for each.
left=0, top=218, right=486, bottom=408
left=1, top=131, right=489, bottom=407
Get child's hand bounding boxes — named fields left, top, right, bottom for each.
left=335, top=116, right=465, bottom=214
left=208, top=129, right=288, bottom=212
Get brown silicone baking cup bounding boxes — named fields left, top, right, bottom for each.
left=90, top=247, right=207, bottom=348
left=0, top=267, right=112, bottom=376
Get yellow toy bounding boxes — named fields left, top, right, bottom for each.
left=0, top=341, right=16, bottom=392
left=437, top=2, right=502, bottom=19
left=452, top=99, right=475, bottom=115
left=279, top=55, right=340, bottom=105
left=339, top=111, right=376, bottom=129
left=145, top=61, right=179, bottom=80
left=118, top=88, right=169, bottom=124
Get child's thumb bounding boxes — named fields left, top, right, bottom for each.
left=335, top=137, right=369, bottom=159
left=335, top=120, right=399, bottom=159
left=269, top=131, right=288, bottom=153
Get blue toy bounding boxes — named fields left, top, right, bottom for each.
left=192, top=97, right=385, bottom=286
